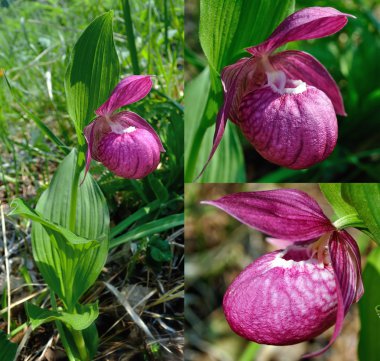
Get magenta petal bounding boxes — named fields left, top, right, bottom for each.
left=82, top=121, right=95, bottom=182
left=329, top=231, right=363, bottom=310
left=271, top=50, right=346, bottom=116
left=302, top=267, right=344, bottom=359
left=83, top=116, right=111, bottom=180
left=96, top=75, right=153, bottom=117
left=247, top=7, right=354, bottom=56
left=112, top=111, right=165, bottom=153
left=222, top=57, right=265, bottom=123
left=304, top=230, right=362, bottom=358
left=202, top=189, right=334, bottom=241
left=238, top=84, right=338, bottom=169
left=223, top=248, right=337, bottom=345
left=266, top=237, right=294, bottom=249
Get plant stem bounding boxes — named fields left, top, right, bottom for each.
left=333, top=214, right=367, bottom=230
left=50, top=292, right=76, bottom=361
left=69, top=131, right=86, bottom=232
left=71, top=328, right=89, bottom=361
left=121, top=0, right=140, bottom=74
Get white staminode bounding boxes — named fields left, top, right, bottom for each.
left=267, top=70, right=307, bottom=95
left=269, top=246, right=322, bottom=270
left=124, top=126, right=136, bottom=133
left=109, top=120, right=137, bottom=134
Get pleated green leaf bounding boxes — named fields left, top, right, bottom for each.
left=342, top=184, right=380, bottom=245
left=184, top=67, right=245, bottom=182
left=9, top=198, right=97, bottom=247
left=185, top=67, right=213, bottom=181
left=0, top=331, right=17, bottom=361
left=110, top=213, right=183, bottom=249
left=320, top=183, right=358, bottom=219
left=26, top=302, right=99, bottom=331
left=358, top=247, right=380, bottom=361
left=200, top=0, right=295, bottom=72
left=65, top=11, right=120, bottom=131
left=32, top=149, right=109, bottom=308
left=196, top=121, right=246, bottom=183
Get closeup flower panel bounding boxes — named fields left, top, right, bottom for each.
left=202, top=189, right=363, bottom=358
left=84, top=75, right=165, bottom=179
left=198, top=7, right=355, bottom=178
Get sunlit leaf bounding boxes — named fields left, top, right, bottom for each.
left=342, top=184, right=380, bottom=245
left=320, top=183, right=357, bottom=219
left=9, top=198, right=97, bottom=247
left=32, top=149, right=109, bottom=307
left=197, top=120, right=246, bottom=183
left=26, top=302, right=99, bottom=331
left=110, top=213, right=183, bottom=249
left=199, top=0, right=295, bottom=72
left=65, top=11, right=120, bottom=131
left=185, top=67, right=245, bottom=182
left=358, top=247, right=380, bottom=361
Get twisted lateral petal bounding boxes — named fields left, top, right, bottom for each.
left=195, top=58, right=261, bottom=180
left=238, top=84, right=338, bottom=169
left=202, top=189, right=334, bottom=241
left=304, top=231, right=363, bottom=358
left=83, top=115, right=111, bottom=180
left=247, top=7, right=354, bottom=56
left=330, top=231, right=363, bottom=312
left=270, top=50, right=346, bottom=115
left=222, top=57, right=265, bottom=123
left=96, top=75, right=153, bottom=117
left=223, top=249, right=337, bottom=345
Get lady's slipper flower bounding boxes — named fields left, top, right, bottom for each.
left=202, top=189, right=363, bottom=358
left=198, top=7, right=355, bottom=177
left=84, top=75, right=165, bottom=179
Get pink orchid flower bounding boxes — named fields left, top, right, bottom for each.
left=84, top=75, right=165, bottom=179
left=198, top=7, right=355, bottom=178
left=202, top=189, right=363, bottom=358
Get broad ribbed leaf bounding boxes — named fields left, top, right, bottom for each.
left=358, top=247, right=380, bottom=361
left=342, top=184, right=380, bottom=245
left=26, top=302, right=99, bottom=331
left=184, top=67, right=245, bottom=182
left=9, top=198, right=97, bottom=247
left=320, top=183, right=357, bottom=219
left=199, top=0, right=295, bottom=72
left=196, top=120, right=246, bottom=182
left=185, top=67, right=212, bottom=181
left=65, top=11, right=120, bottom=130
left=110, top=213, right=183, bottom=249
left=32, top=149, right=109, bottom=307
left=0, top=331, right=17, bottom=361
